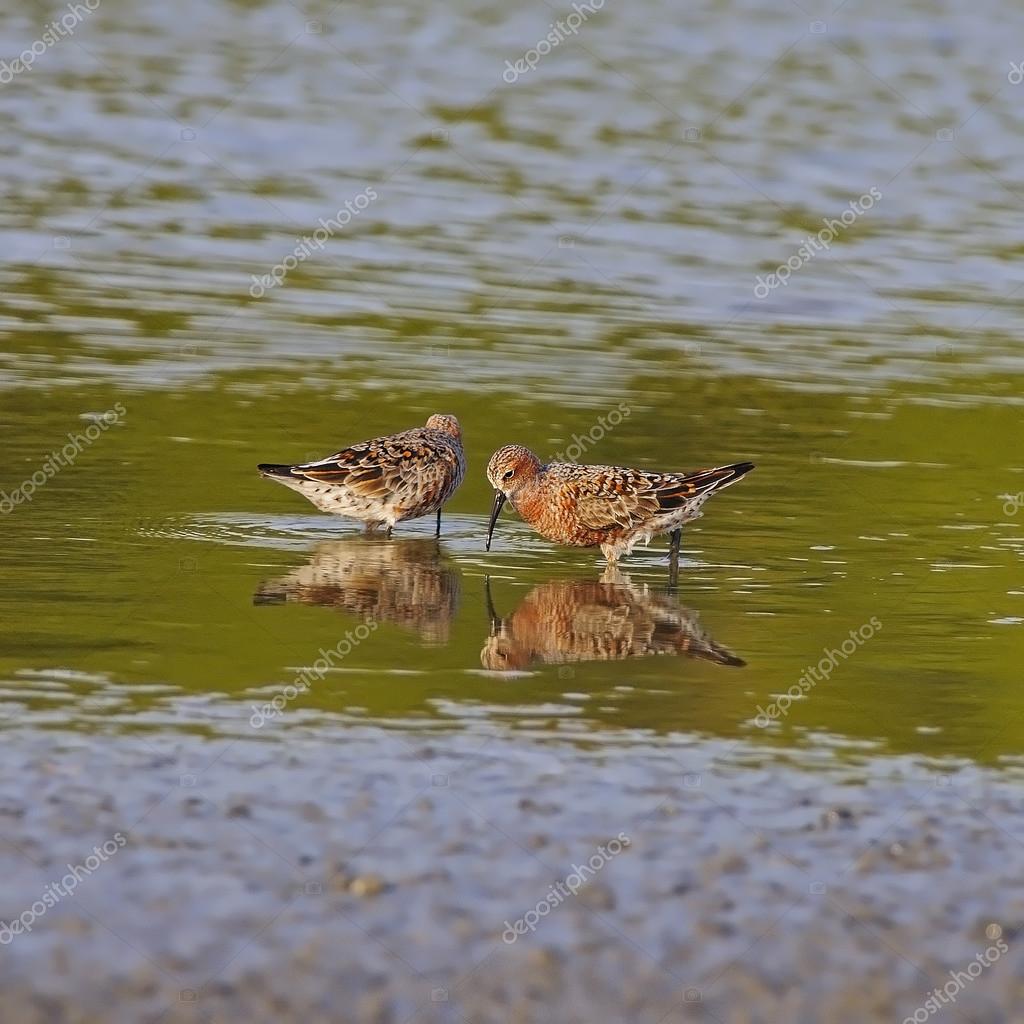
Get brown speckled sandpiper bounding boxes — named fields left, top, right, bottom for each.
left=259, top=414, right=465, bottom=537
left=485, top=445, right=753, bottom=566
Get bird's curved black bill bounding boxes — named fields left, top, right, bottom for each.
left=485, top=491, right=507, bottom=551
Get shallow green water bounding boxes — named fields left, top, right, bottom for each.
left=1, top=0, right=1022, bottom=767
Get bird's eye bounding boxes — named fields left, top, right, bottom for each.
left=503, top=469, right=515, bottom=481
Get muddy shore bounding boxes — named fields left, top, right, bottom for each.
left=1, top=714, right=1022, bottom=1024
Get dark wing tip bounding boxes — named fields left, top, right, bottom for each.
left=701, top=460, right=756, bottom=491
left=656, top=461, right=754, bottom=510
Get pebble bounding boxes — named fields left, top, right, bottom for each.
left=349, top=874, right=385, bottom=897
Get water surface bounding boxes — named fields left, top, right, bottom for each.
left=2, top=0, right=1023, bottom=762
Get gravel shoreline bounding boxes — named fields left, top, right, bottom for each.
left=1, top=719, right=1022, bottom=1023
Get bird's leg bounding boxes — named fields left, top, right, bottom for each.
left=385, top=525, right=393, bottom=540
left=669, top=528, right=681, bottom=560
left=668, top=528, right=681, bottom=590
left=435, top=508, right=442, bottom=538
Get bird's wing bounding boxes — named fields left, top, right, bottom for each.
left=567, top=463, right=750, bottom=531
left=649, top=464, right=753, bottom=509
left=561, top=467, right=664, bottom=532
left=292, top=430, right=453, bottom=500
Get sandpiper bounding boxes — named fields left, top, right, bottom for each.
left=485, top=445, right=753, bottom=566
left=258, top=414, right=465, bottom=536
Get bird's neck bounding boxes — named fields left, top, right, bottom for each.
left=509, top=475, right=545, bottom=525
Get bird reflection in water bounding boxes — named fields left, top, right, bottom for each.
left=255, top=538, right=459, bottom=644
left=482, top=571, right=745, bottom=671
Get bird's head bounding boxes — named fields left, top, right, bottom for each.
left=485, top=445, right=542, bottom=551
left=425, top=413, right=462, bottom=440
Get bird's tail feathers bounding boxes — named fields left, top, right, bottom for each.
left=684, top=461, right=755, bottom=496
